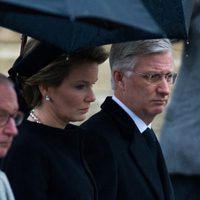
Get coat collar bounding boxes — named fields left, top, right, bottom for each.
left=101, top=97, right=136, bottom=140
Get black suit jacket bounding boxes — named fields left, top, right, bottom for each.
left=82, top=97, right=174, bottom=200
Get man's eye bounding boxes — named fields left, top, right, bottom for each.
left=0, top=113, right=8, bottom=122
left=142, top=74, right=151, bottom=79
left=150, top=74, right=161, bottom=81
left=0, top=111, right=7, bottom=118
left=166, top=73, right=173, bottom=80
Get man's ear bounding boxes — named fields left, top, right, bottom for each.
left=113, top=70, right=125, bottom=89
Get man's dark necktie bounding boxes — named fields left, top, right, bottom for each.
left=142, top=128, right=158, bottom=164
left=143, top=128, right=165, bottom=197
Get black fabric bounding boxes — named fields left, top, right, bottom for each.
left=8, top=40, right=63, bottom=114
left=170, top=175, right=200, bottom=200
left=8, top=41, right=62, bottom=78
left=142, top=128, right=158, bottom=165
left=81, top=97, right=175, bottom=200
left=82, top=132, right=117, bottom=200
left=1, top=120, right=96, bottom=200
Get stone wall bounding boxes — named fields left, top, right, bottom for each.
left=0, top=28, right=21, bottom=75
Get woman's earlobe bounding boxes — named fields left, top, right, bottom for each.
left=45, top=95, right=51, bottom=101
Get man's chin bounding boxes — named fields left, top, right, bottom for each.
left=153, top=107, right=165, bottom=115
left=0, top=148, right=9, bottom=158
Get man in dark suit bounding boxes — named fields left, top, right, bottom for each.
left=0, top=73, right=23, bottom=200
left=81, top=39, right=176, bottom=200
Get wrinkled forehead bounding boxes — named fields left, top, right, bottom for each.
left=139, top=51, right=174, bottom=65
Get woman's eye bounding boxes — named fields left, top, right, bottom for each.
left=75, top=84, right=86, bottom=90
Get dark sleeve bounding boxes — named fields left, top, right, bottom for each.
left=1, top=135, right=48, bottom=200
left=81, top=131, right=117, bottom=200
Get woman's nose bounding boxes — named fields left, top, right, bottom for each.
left=86, top=89, right=96, bottom=102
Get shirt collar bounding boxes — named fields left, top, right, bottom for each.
left=112, top=95, right=151, bottom=133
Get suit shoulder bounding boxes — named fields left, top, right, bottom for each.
left=81, top=110, right=111, bottom=129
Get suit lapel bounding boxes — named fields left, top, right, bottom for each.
left=129, top=131, right=164, bottom=199
left=157, top=144, right=175, bottom=200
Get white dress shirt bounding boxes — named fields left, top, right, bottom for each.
left=112, top=95, right=151, bottom=134
left=0, top=170, right=15, bottom=200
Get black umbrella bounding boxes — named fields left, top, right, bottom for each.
left=142, top=0, right=195, bottom=39
left=0, top=0, right=163, bottom=53
left=0, top=0, right=195, bottom=53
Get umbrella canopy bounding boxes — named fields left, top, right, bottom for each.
left=160, top=0, right=200, bottom=174
left=0, top=0, right=163, bottom=53
left=0, top=0, right=195, bottom=53
left=142, top=0, right=195, bottom=39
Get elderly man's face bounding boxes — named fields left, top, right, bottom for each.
left=0, top=84, right=18, bottom=157
left=114, top=51, right=175, bottom=125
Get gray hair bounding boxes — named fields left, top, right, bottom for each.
left=109, top=39, right=173, bottom=89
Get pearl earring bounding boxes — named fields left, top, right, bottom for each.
left=45, top=95, right=50, bottom=101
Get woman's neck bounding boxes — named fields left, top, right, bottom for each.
left=28, top=107, right=67, bottom=129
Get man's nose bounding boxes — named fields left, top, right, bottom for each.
left=4, top=118, right=18, bottom=136
left=157, top=78, right=170, bottom=95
